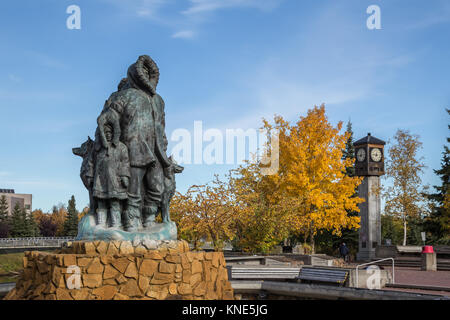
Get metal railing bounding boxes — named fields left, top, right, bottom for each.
left=0, top=237, right=75, bottom=248
left=356, top=257, right=395, bottom=288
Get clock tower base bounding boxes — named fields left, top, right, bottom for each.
left=356, top=176, right=381, bottom=262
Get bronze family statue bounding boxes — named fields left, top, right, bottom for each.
left=73, top=55, right=183, bottom=241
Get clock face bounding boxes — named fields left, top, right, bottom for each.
left=356, top=148, right=366, bottom=162
left=371, top=148, right=382, bottom=162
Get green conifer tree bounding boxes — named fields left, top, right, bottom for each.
left=10, top=203, right=28, bottom=237
left=337, top=120, right=359, bottom=254
left=26, top=211, right=41, bottom=237
left=425, top=109, right=450, bottom=244
left=342, top=120, right=356, bottom=177
left=63, top=195, right=79, bottom=237
left=0, top=195, right=9, bottom=223
left=0, top=195, right=10, bottom=238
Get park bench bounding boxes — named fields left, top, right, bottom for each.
left=230, top=266, right=301, bottom=280
left=297, top=267, right=349, bottom=286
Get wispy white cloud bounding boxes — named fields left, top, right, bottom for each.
left=103, top=0, right=168, bottom=17
left=104, top=0, right=283, bottom=39
left=182, top=0, right=283, bottom=15
left=173, top=1, right=417, bottom=131
left=171, top=30, right=195, bottom=39
left=134, top=0, right=170, bottom=18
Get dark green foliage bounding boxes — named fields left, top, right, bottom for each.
left=63, top=195, right=79, bottom=237
left=0, top=195, right=8, bottom=224
left=381, top=214, right=403, bottom=245
left=424, top=109, right=450, bottom=244
left=342, top=120, right=356, bottom=177
left=382, top=213, right=427, bottom=245
left=10, top=203, right=28, bottom=237
left=336, top=120, right=358, bottom=253
left=314, top=230, right=357, bottom=257
left=26, top=212, right=40, bottom=237
left=9, top=203, right=40, bottom=238
left=407, top=216, right=426, bottom=245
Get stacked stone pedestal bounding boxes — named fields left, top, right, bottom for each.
left=4, top=240, right=233, bottom=300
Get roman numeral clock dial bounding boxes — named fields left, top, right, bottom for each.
left=371, top=148, right=382, bottom=162
left=357, top=148, right=366, bottom=162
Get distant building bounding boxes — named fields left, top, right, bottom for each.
left=0, top=189, right=32, bottom=215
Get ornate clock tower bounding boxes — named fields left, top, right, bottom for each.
left=354, top=133, right=385, bottom=261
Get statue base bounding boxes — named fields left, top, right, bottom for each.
left=76, top=213, right=177, bottom=241
left=3, top=240, right=234, bottom=300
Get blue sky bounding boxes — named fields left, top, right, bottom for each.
left=0, top=0, right=449, bottom=211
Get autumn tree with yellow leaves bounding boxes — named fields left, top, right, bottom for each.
left=384, top=129, right=428, bottom=246
left=260, top=105, right=364, bottom=252
left=170, top=176, right=236, bottom=251
left=229, top=161, right=291, bottom=253
left=174, top=105, right=363, bottom=253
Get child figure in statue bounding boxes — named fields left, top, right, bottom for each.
left=92, top=123, right=130, bottom=228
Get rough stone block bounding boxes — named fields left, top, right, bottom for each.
left=103, top=264, right=119, bottom=279
left=83, top=242, right=96, bottom=255
left=71, top=288, right=90, bottom=300
left=139, top=259, right=158, bottom=277
left=119, top=241, right=134, bottom=255
left=134, top=245, right=147, bottom=255
left=138, top=276, right=149, bottom=293
left=112, top=257, right=130, bottom=273
left=194, top=281, right=207, bottom=296
left=77, top=257, right=92, bottom=267
left=144, top=251, right=164, bottom=260
left=168, top=283, right=178, bottom=295
left=63, top=255, right=77, bottom=267
left=159, top=261, right=176, bottom=274
left=56, top=288, right=73, bottom=300
left=191, top=260, right=203, bottom=274
left=212, top=254, right=220, bottom=268
left=178, top=283, right=192, bottom=295
left=124, top=261, right=138, bottom=279
left=182, top=270, right=191, bottom=284
left=96, top=241, right=108, bottom=254
left=106, top=242, right=119, bottom=255
left=120, top=279, right=141, bottom=297
left=87, top=258, right=104, bottom=274
left=83, top=274, right=103, bottom=288
left=92, top=285, right=118, bottom=300
left=190, top=273, right=202, bottom=287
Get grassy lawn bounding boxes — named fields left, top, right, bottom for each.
left=0, top=252, right=24, bottom=283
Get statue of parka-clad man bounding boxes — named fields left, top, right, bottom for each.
left=97, top=55, right=171, bottom=232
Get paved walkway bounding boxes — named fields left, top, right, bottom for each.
left=388, top=267, right=450, bottom=288
left=348, top=264, right=450, bottom=297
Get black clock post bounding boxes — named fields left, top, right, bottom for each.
left=354, top=133, right=386, bottom=261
